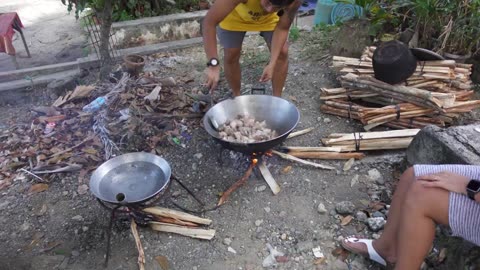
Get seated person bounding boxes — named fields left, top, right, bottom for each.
left=341, top=165, right=480, bottom=269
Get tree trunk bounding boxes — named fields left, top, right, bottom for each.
left=98, top=0, right=114, bottom=79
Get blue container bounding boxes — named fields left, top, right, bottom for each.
left=313, top=0, right=335, bottom=25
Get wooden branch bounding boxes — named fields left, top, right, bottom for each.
left=49, top=136, right=93, bottom=157
left=143, top=207, right=212, bottom=225
left=287, top=127, right=314, bottom=139
left=271, top=150, right=335, bottom=170
left=131, top=220, right=146, bottom=270
left=149, top=222, right=215, bottom=240
left=324, top=137, right=414, bottom=151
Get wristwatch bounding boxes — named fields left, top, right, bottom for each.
left=207, top=58, right=219, bottom=67
left=466, top=179, right=480, bottom=200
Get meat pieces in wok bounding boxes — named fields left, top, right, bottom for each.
left=218, top=114, right=278, bottom=143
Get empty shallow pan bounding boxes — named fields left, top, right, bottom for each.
left=89, top=152, right=171, bottom=204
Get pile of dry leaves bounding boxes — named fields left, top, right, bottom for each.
left=0, top=71, right=209, bottom=191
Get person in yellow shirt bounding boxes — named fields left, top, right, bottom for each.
left=202, top=0, right=301, bottom=97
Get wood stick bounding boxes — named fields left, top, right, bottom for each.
left=279, top=146, right=342, bottom=152
left=143, top=207, right=212, bottom=225
left=258, top=161, right=281, bottom=195
left=271, top=150, right=335, bottom=170
left=323, top=129, right=420, bottom=144
left=149, top=222, right=216, bottom=240
left=287, top=127, right=314, bottom=139
left=154, top=217, right=199, bottom=227
left=328, top=138, right=414, bottom=151
left=287, top=151, right=365, bottom=160
left=131, top=220, right=146, bottom=270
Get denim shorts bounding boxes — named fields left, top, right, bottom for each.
left=217, top=26, right=273, bottom=48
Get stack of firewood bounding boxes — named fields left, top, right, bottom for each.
left=322, top=46, right=479, bottom=130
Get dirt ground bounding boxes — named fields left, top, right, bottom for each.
left=0, top=34, right=417, bottom=270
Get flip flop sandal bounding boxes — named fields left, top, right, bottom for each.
left=341, top=236, right=387, bottom=266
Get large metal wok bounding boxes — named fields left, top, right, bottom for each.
left=203, top=95, right=300, bottom=154
left=89, top=152, right=171, bottom=204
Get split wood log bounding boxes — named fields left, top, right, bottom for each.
left=149, top=222, right=216, bottom=240
left=271, top=150, right=335, bottom=170
left=287, top=127, right=314, bottom=139
left=287, top=151, right=365, bottom=160
left=258, top=161, right=281, bottom=195
left=279, top=146, right=342, bottom=152
left=143, top=207, right=212, bottom=225
left=340, top=74, right=453, bottom=112
left=323, top=137, right=414, bottom=151
left=131, top=220, right=146, bottom=270
left=322, top=129, right=420, bottom=144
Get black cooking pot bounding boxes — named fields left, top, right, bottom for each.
left=373, top=40, right=417, bottom=84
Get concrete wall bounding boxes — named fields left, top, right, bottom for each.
left=111, top=11, right=207, bottom=49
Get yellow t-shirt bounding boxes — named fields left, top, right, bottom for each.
left=219, top=0, right=280, bottom=31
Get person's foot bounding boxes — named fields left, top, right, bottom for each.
left=341, top=236, right=396, bottom=267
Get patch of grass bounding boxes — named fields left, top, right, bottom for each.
left=289, top=25, right=300, bottom=42
left=298, top=23, right=341, bottom=60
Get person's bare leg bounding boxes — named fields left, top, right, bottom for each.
left=271, top=43, right=289, bottom=97
left=223, top=47, right=242, bottom=96
left=343, top=167, right=417, bottom=263
left=394, top=182, right=449, bottom=270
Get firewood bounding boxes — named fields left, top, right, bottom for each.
left=258, top=161, right=281, bottom=194
left=271, top=150, right=335, bottom=170
left=323, top=129, right=420, bottom=144
left=143, top=207, right=212, bottom=225
left=149, top=222, right=216, bottom=240
left=287, top=127, right=314, bottom=139
left=131, top=220, right=146, bottom=270
left=279, top=146, right=343, bottom=152
left=287, top=151, right=365, bottom=160
left=324, top=137, right=414, bottom=151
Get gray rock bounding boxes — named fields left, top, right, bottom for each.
left=407, top=124, right=480, bottom=165
left=355, top=211, right=368, bottom=223
left=323, top=118, right=331, bottom=123
left=368, top=169, right=384, bottom=184
left=264, top=207, right=271, bottom=213
left=255, top=219, right=263, bottom=226
left=194, top=153, right=203, bottom=159
left=227, top=247, right=237, bottom=254
left=367, top=217, right=386, bottom=232
left=71, top=250, right=80, bottom=257
left=335, top=201, right=355, bottom=215
left=317, top=203, right=327, bottom=214
left=350, top=174, right=359, bottom=187
left=223, top=238, right=232, bottom=246
left=71, top=215, right=83, bottom=221
left=256, top=185, right=267, bottom=192
left=372, top=211, right=386, bottom=219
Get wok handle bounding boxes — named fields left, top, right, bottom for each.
left=251, top=86, right=266, bottom=95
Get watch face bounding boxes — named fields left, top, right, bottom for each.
left=467, top=180, right=480, bottom=192
left=211, top=59, right=218, bottom=66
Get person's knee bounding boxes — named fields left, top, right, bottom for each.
left=224, top=50, right=241, bottom=65
left=399, top=166, right=415, bottom=185
left=405, top=181, right=435, bottom=210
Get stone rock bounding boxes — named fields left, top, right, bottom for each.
left=317, top=203, right=327, bottom=214
left=372, top=211, right=386, bottom=219
left=367, top=217, right=386, bottom=232
left=255, top=220, right=263, bottom=226
left=223, top=238, right=232, bottom=246
left=335, top=201, right=355, bottom=215
left=255, top=185, right=267, bottom=192
left=194, top=153, right=203, bottom=159
left=350, top=174, right=359, bottom=187
left=227, top=247, right=237, bottom=254
left=71, top=250, right=80, bottom=257
left=264, top=207, right=271, bottom=213
left=323, top=118, right=331, bottom=123
left=407, top=124, right=480, bottom=165
left=355, top=211, right=368, bottom=223
left=368, top=169, right=384, bottom=184
left=71, top=215, right=84, bottom=221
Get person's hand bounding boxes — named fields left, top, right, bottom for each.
left=418, top=171, right=470, bottom=194
left=259, top=63, right=274, bottom=82
left=205, top=66, right=220, bottom=93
